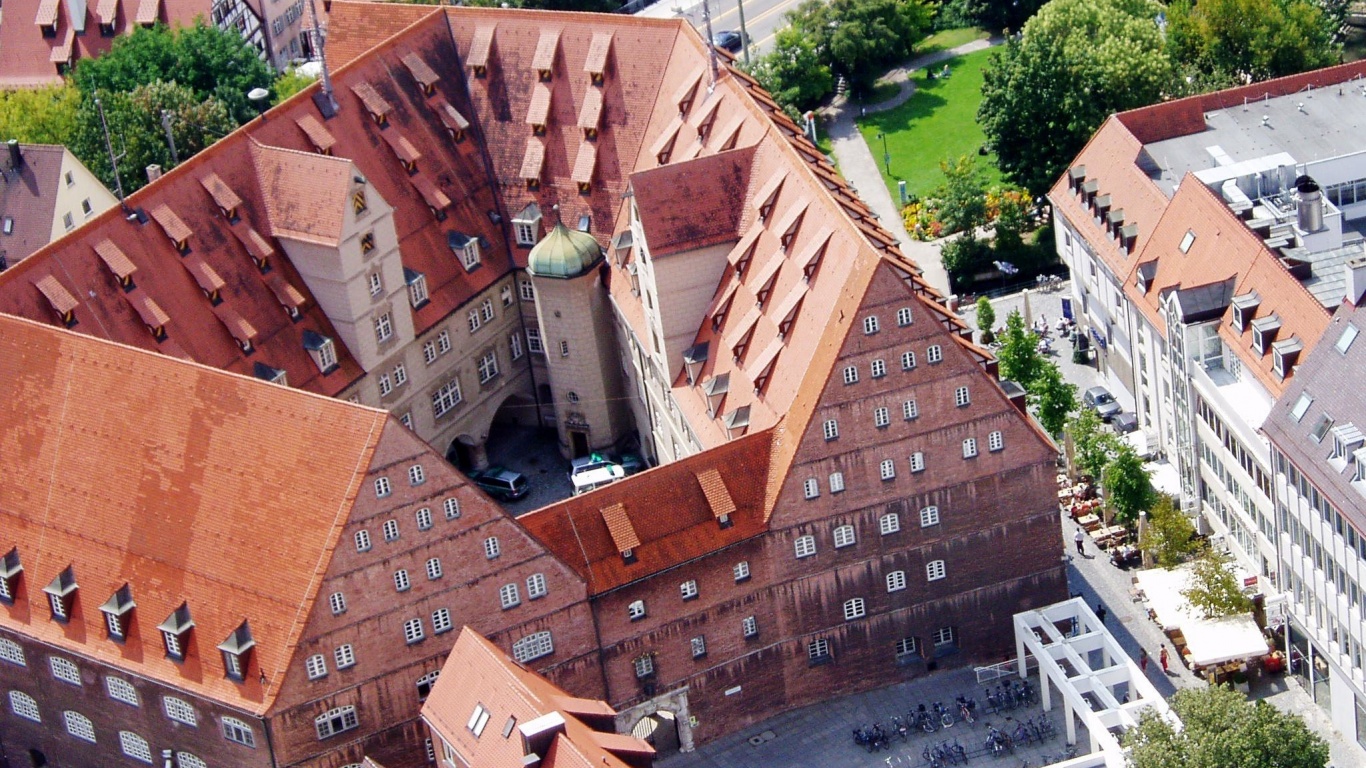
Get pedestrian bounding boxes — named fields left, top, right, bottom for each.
left=1074, top=528, right=1085, bottom=555
left=1139, top=649, right=1148, bottom=673
left=1095, top=603, right=1106, bottom=625
left=1160, top=646, right=1169, bottom=674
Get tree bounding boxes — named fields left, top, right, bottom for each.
left=1067, top=407, right=1118, bottom=480
left=1181, top=547, right=1254, bottom=619
left=72, top=23, right=273, bottom=124
left=940, top=232, right=991, bottom=292
left=788, top=0, right=935, bottom=93
left=273, top=69, right=317, bottom=107
left=1139, top=495, right=1199, bottom=568
left=0, top=85, right=79, bottom=146
left=978, top=0, right=1173, bottom=195
left=975, top=296, right=996, bottom=344
left=1101, top=441, right=1154, bottom=525
left=1126, top=685, right=1328, bottom=768
left=1029, top=362, right=1076, bottom=436
left=996, top=310, right=1043, bottom=386
left=935, top=155, right=988, bottom=235
left=71, top=81, right=235, bottom=195
left=956, top=0, right=1048, bottom=32
left=748, top=27, right=835, bottom=113
left=1166, top=0, right=1337, bottom=84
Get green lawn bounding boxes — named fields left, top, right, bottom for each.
left=857, top=47, right=1001, bottom=200
left=919, top=26, right=990, bottom=55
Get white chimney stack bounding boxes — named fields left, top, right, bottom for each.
left=1346, top=257, right=1366, bottom=307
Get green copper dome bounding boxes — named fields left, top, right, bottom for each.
left=527, top=221, right=603, bottom=279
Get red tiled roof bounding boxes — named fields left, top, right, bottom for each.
left=295, top=114, right=337, bottom=153
left=422, top=628, right=649, bottom=768
left=527, top=83, right=552, bottom=125
left=577, top=88, right=603, bottom=130
left=249, top=141, right=353, bottom=245
left=325, top=1, right=438, bottom=69
left=629, top=145, right=755, bottom=256
left=32, top=272, right=77, bottom=314
left=96, top=0, right=118, bottom=24
left=33, top=0, right=59, bottom=26
left=0, top=314, right=387, bottom=713
left=401, top=51, right=440, bottom=89
left=351, top=81, right=393, bottom=119
left=519, top=432, right=773, bottom=594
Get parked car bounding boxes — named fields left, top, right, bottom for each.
left=571, top=464, right=626, bottom=496
left=617, top=453, right=646, bottom=475
left=1111, top=412, right=1139, bottom=434
left=713, top=30, right=743, bottom=52
left=569, top=452, right=622, bottom=480
left=1082, top=385, right=1122, bottom=422
left=468, top=466, right=530, bottom=501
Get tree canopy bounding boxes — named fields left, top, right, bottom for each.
left=1029, top=362, right=1076, bottom=437
left=1126, top=685, right=1328, bottom=768
left=1181, top=547, right=1254, bottom=618
left=978, top=0, right=1173, bottom=194
left=788, top=0, right=935, bottom=93
left=1165, top=0, right=1338, bottom=84
left=0, top=85, right=79, bottom=146
left=1102, top=441, right=1154, bottom=525
left=1068, top=407, right=1119, bottom=480
left=1139, top=495, right=1200, bottom=568
left=748, top=27, right=834, bottom=113
left=996, top=309, right=1044, bottom=386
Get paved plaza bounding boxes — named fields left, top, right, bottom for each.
left=659, top=283, right=1366, bottom=768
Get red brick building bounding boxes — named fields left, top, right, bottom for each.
left=0, top=4, right=1067, bottom=768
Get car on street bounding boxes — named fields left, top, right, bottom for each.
left=1111, top=412, right=1139, bottom=434
left=468, top=466, right=530, bottom=501
left=713, top=30, right=743, bottom=52
left=1082, top=385, right=1122, bottom=422
left=571, top=464, right=626, bottom=496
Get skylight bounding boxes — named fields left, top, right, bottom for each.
left=1178, top=230, right=1196, bottom=253
left=1336, top=323, right=1359, bottom=354
left=1291, top=393, right=1312, bottom=422
left=1311, top=413, right=1335, bottom=443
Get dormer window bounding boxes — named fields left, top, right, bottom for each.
left=1272, top=337, right=1302, bottom=380
left=437, top=102, right=469, bottom=142
left=532, top=29, right=560, bottom=81
left=1251, top=314, right=1281, bottom=354
left=512, top=203, right=541, bottom=247
left=351, top=82, right=392, bottom=126
left=303, top=331, right=339, bottom=374
left=527, top=84, right=551, bottom=135
left=779, top=205, right=806, bottom=252
left=151, top=205, right=192, bottom=253
left=585, top=31, right=612, bottom=84
left=1331, top=424, right=1364, bottom=461
left=1231, top=292, right=1260, bottom=333
left=406, top=268, right=429, bottom=309
left=158, top=604, right=194, bottom=660
left=0, top=549, right=22, bottom=604
left=35, top=274, right=80, bottom=327
left=676, top=73, right=701, bottom=116
left=95, top=239, right=137, bottom=291
left=217, top=621, right=255, bottom=681
left=402, top=52, right=440, bottom=97
left=43, top=566, right=77, bottom=622
left=449, top=232, right=481, bottom=270
left=703, top=373, right=729, bottom=418
left=756, top=174, right=785, bottom=222
left=99, top=585, right=135, bottom=642
left=467, top=25, right=494, bottom=78
left=723, top=406, right=751, bottom=438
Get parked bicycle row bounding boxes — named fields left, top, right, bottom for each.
left=850, top=679, right=1045, bottom=754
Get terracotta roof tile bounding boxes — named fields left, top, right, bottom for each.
left=32, top=272, right=78, bottom=314
left=351, top=81, right=393, bottom=119
left=93, top=239, right=137, bottom=280
left=49, top=28, right=74, bottom=64
left=583, top=31, right=612, bottom=74
left=571, top=141, right=596, bottom=185
left=150, top=203, right=193, bottom=244
left=182, top=254, right=226, bottom=294
left=410, top=174, right=451, bottom=211
left=0, top=313, right=387, bottom=713
left=249, top=141, right=352, bottom=244
left=199, top=172, right=243, bottom=212
left=466, top=24, right=496, bottom=69
left=694, top=468, right=736, bottom=518
left=401, top=51, right=440, bottom=89
left=526, top=82, right=552, bottom=126
left=295, top=114, right=337, bottom=153
left=265, top=272, right=307, bottom=309
left=212, top=303, right=257, bottom=343
left=231, top=223, right=275, bottom=262
left=434, top=99, right=470, bottom=133
left=629, top=145, right=754, bottom=256
left=649, top=116, right=683, bottom=160
left=531, top=28, right=560, bottom=72
left=325, top=1, right=438, bottom=69
left=135, top=0, right=159, bottom=24
left=33, top=0, right=59, bottom=25
left=96, top=0, right=118, bottom=24
left=599, top=503, right=640, bottom=553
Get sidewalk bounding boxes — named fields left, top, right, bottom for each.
left=820, top=38, right=1000, bottom=299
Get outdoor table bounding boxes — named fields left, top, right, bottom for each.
left=1077, top=514, right=1100, bottom=530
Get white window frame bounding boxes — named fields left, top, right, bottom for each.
left=963, top=438, right=978, bottom=458
left=314, top=706, right=359, bottom=740
left=334, top=644, right=356, bottom=669
left=106, top=676, right=139, bottom=706
left=468, top=309, right=482, bottom=333
left=842, top=365, right=859, bottom=385
left=64, top=710, right=96, bottom=742
left=794, top=534, right=817, bottom=558
left=305, top=654, right=328, bottom=680
left=896, top=636, right=918, bottom=657
left=808, top=638, right=831, bottom=660
left=403, top=618, right=425, bottom=644
left=416, top=507, right=433, bottom=530
left=903, top=399, right=918, bottom=419
left=880, top=458, right=896, bottom=480
left=329, top=591, right=347, bottom=615
left=368, top=271, right=383, bottom=296
left=0, top=638, right=24, bottom=667
left=164, top=697, right=196, bottom=726
left=444, top=497, right=461, bottom=519
left=628, top=600, right=647, bottom=620
left=394, top=570, right=411, bottom=592
left=634, top=655, right=655, bottom=678
left=926, top=559, right=947, bottom=582
left=432, top=608, right=453, bottom=634
left=374, top=312, right=393, bottom=344
left=432, top=379, right=463, bottom=417
left=426, top=558, right=443, bottom=580
left=527, top=573, right=548, bottom=599
left=902, top=351, right=916, bottom=370
left=481, top=299, right=494, bottom=323
left=500, top=583, right=521, bottom=609
left=933, top=626, right=955, bottom=647
left=896, top=307, right=913, bottom=326
left=742, top=615, right=758, bottom=638
left=803, top=478, right=819, bottom=499
left=823, top=419, right=839, bottom=440
left=920, top=506, right=940, bottom=527
left=10, top=690, right=40, bottom=722
left=423, top=340, right=438, bottom=364
left=478, top=351, right=499, bottom=383
left=863, top=316, right=879, bottom=334
left=374, top=477, right=392, bottom=498
left=437, top=330, right=451, bottom=354
left=512, top=631, right=554, bottom=663
left=519, top=280, right=536, bottom=300
left=887, top=570, right=907, bottom=592
left=833, top=524, right=856, bottom=548
left=871, top=359, right=887, bottom=378
left=955, top=386, right=970, bottom=407
left=880, top=513, right=901, bottom=535
left=383, top=519, right=399, bottom=541
left=927, top=344, right=943, bottom=363
left=354, top=530, right=371, bottom=552
left=989, top=431, right=1004, bottom=452
left=527, top=327, right=544, bottom=354
left=484, top=536, right=501, bottom=559
left=733, top=561, right=751, bottom=581
left=680, top=580, right=699, bottom=600
left=690, top=636, right=707, bottom=658
left=50, top=656, right=81, bottom=686
left=829, top=472, right=845, bottom=493
left=910, top=451, right=925, bottom=472
left=408, top=465, right=425, bottom=485
left=843, top=598, right=866, bottom=620
left=874, top=406, right=890, bottom=427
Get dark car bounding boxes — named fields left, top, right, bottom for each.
left=468, top=466, right=530, bottom=501
left=1082, top=385, right=1122, bottom=422
left=1111, top=412, right=1139, bottom=434
left=713, top=30, right=743, bottom=53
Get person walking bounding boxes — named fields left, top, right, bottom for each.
left=1139, top=649, right=1149, bottom=673
left=1160, top=646, right=1170, bottom=674
left=1095, top=603, right=1107, bottom=625
left=1074, top=528, right=1085, bottom=555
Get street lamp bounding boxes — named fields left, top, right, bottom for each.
left=877, top=132, right=890, bottom=176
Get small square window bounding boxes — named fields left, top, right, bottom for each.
left=415, top=508, right=433, bottom=530
left=863, top=316, right=879, bottom=334
left=394, top=570, right=411, bottom=591
left=680, top=580, right=699, bottom=600
left=628, top=600, right=647, bottom=620
left=690, top=636, right=707, bottom=659
left=919, top=506, right=940, bottom=527
left=742, top=615, right=758, bottom=638
left=354, top=530, right=371, bottom=552
left=499, top=583, right=520, bottom=609
left=886, top=570, right=907, bottom=592
left=374, top=477, right=392, bottom=498
left=829, top=472, right=845, bottom=493
left=408, top=465, right=426, bottom=485
left=334, top=644, right=355, bottom=669
left=634, top=655, right=654, bottom=678
left=803, top=478, right=819, bottom=499
left=843, top=598, right=865, bottom=620
left=383, top=519, right=399, bottom=541
left=733, top=561, right=751, bottom=582
left=954, top=387, right=970, bottom=407
left=933, top=626, right=955, bottom=646
left=870, top=359, right=886, bottom=378
left=910, top=452, right=925, bottom=472
left=444, top=498, right=461, bottom=519
left=484, top=537, right=501, bottom=559
left=808, top=638, right=831, bottom=662
left=895, top=637, right=918, bottom=658
left=426, top=558, right=443, bottom=580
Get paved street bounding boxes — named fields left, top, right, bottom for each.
left=659, top=284, right=1366, bottom=768
left=637, top=0, right=801, bottom=56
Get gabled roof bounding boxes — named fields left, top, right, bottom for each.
left=629, top=145, right=756, bottom=257
left=0, top=313, right=387, bottom=714
left=422, top=628, right=651, bottom=768
left=0, top=144, right=67, bottom=264
left=519, top=431, right=773, bottom=595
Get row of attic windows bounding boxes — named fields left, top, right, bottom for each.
left=0, top=555, right=255, bottom=683
left=1229, top=290, right=1303, bottom=380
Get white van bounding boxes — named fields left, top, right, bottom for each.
left=571, top=464, right=626, bottom=495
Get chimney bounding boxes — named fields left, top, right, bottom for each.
left=1296, top=175, right=1324, bottom=233
left=146, top=164, right=162, bottom=183
left=7, top=139, right=21, bottom=170
left=1346, top=257, right=1366, bottom=307
left=518, top=712, right=567, bottom=767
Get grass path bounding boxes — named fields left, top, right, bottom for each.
left=856, top=47, right=1000, bottom=199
